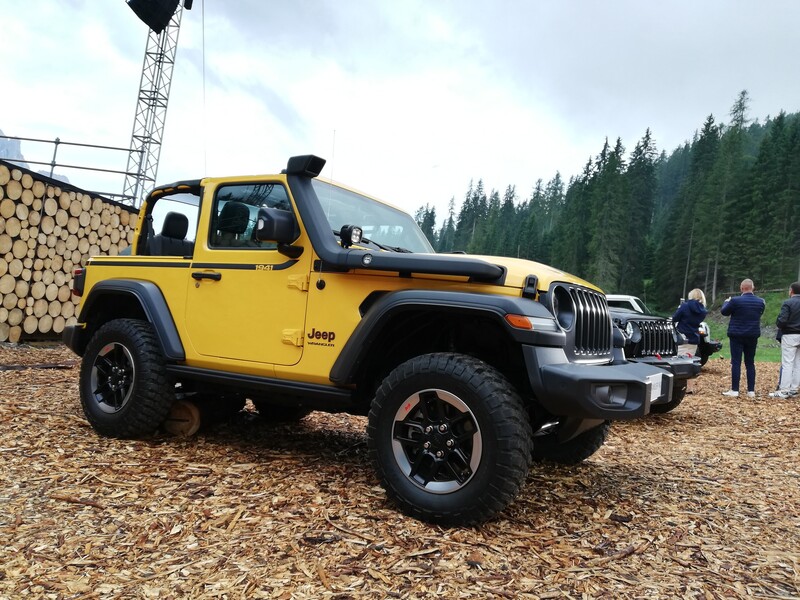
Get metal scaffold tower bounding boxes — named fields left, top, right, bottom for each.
left=122, top=2, right=186, bottom=206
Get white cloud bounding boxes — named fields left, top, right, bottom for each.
left=3, top=0, right=799, bottom=224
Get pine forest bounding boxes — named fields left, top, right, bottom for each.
left=414, top=91, right=800, bottom=311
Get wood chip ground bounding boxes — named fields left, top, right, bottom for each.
left=1, top=343, right=798, bottom=599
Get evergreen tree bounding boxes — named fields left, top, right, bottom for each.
left=469, top=188, right=500, bottom=254
left=746, top=112, right=800, bottom=286
left=695, top=90, right=751, bottom=301
left=586, top=138, right=629, bottom=290
left=619, top=129, right=657, bottom=295
left=535, top=173, right=565, bottom=264
left=414, top=204, right=437, bottom=248
left=420, top=98, right=798, bottom=309
left=543, top=172, right=565, bottom=233
left=517, top=201, right=538, bottom=261
left=652, top=143, right=692, bottom=238
left=453, top=180, right=487, bottom=251
left=521, top=180, right=546, bottom=259
left=653, top=114, right=721, bottom=306
left=436, top=197, right=457, bottom=253
left=550, top=162, right=593, bottom=276
left=494, top=185, right=518, bottom=257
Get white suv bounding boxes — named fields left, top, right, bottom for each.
left=606, top=294, right=653, bottom=315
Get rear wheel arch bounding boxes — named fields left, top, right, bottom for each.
left=75, top=280, right=185, bottom=361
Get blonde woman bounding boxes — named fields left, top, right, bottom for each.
left=672, top=288, right=707, bottom=392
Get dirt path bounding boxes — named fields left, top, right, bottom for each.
left=1, top=344, right=798, bottom=599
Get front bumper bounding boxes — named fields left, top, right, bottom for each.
left=523, top=345, right=672, bottom=420
left=629, top=354, right=701, bottom=381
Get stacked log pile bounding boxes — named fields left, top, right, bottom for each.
left=0, top=162, right=138, bottom=343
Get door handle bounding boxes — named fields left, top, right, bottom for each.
left=192, top=271, right=222, bottom=281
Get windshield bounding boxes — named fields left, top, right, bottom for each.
left=311, top=179, right=434, bottom=253
left=606, top=297, right=652, bottom=315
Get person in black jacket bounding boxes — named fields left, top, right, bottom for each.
left=770, top=281, right=800, bottom=398
left=672, top=288, right=707, bottom=392
left=673, top=288, right=708, bottom=352
left=720, top=279, right=766, bottom=398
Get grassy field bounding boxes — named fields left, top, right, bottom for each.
left=710, top=336, right=782, bottom=363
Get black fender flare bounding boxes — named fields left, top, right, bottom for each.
left=70, top=280, right=185, bottom=361
left=329, top=289, right=564, bottom=385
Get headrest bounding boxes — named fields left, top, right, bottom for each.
left=218, top=201, right=251, bottom=235
left=161, top=211, right=189, bottom=239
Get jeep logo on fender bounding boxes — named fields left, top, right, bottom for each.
left=307, top=327, right=336, bottom=347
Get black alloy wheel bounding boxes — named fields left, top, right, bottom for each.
left=389, top=387, right=482, bottom=494
left=368, top=353, right=532, bottom=525
left=80, top=319, right=174, bottom=438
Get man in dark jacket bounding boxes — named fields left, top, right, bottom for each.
left=720, top=278, right=766, bottom=397
left=770, top=281, right=800, bottom=398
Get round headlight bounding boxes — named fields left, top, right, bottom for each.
left=627, top=321, right=642, bottom=343
left=551, top=286, right=575, bottom=330
left=625, top=322, right=634, bottom=338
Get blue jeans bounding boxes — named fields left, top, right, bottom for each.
left=728, top=335, right=759, bottom=392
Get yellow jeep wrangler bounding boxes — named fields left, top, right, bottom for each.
left=64, top=155, right=671, bottom=525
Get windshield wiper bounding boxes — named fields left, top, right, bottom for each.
left=362, top=237, right=413, bottom=253
left=332, top=229, right=412, bottom=253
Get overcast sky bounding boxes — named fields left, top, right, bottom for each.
left=3, top=1, right=799, bottom=222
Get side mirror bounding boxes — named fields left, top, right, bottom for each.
left=255, top=207, right=298, bottom=244
left=255, top=207, right=303, bottom=259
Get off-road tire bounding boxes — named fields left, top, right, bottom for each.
left=532, top=420, right=610, bottom=465
left=650, top=381, right=687, bottom=414
left=79, top=318, right=174, bottom=438
left=367, top=353, right=532, bottom=526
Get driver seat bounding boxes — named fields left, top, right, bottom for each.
left=150, top=211, right=194, bottom=257
left=216, top=201, right=251, bottom=246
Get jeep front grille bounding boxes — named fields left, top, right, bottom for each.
left=631, top=319, right=677, bottom=357
left=571, top=287, right=612, bottom=357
